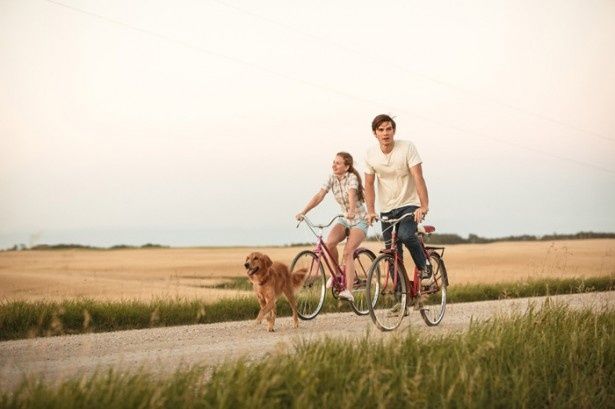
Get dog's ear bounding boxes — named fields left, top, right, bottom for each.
left=262, top=254, right=273, bottom=270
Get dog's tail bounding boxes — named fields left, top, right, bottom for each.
left=291, top=268, right=307, bottom=289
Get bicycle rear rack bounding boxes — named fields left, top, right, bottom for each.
left=425, top=246, right=445, bottom=257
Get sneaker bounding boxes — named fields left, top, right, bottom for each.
left=420, top=265, right=432, bottom=280
left=387, top=302, right=409, bottom=317
left=326, top=276, right=334, bottom=289
left=338, top=289, right=355, bottom=302
left=420, top=266, right=432, bottom=288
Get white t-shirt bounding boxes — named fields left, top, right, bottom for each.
left=364, top=140, right=422, bottom=213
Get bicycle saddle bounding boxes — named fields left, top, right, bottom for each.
left=418, top=225, right=436, bottom=234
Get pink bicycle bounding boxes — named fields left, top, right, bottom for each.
left=291, top=215, right=377, bottom=319
left=366, top=212, right=449, bottom=331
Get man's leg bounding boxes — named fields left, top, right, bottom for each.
left=380, top=209, right=404, bottom=297
left=396, top=206, right=427, bottom=272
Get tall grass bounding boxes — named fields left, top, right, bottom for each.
left=0, top=298, right=261, bottom=341
left=2, top=305, right=613, bottom=408
left=446, top=275, right=615, bottom=303
left=207, top=277, right=253, bottom=291
left=1, top=275, right=612, bottom=341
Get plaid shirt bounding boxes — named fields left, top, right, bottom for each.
left=322, top=172, right=367, bottom=220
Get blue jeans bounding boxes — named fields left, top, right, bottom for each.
left=381, top=205, right=427, bottom=275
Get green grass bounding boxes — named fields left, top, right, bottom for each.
left=0, top=298, right=262, bottom=341
left=207, top=277, right=253, bottom=291
left=2, top=305, right=613, bottom=408
left=1, top=275, right=613, bottom=341
left=446, top=275, right=615, bottom=303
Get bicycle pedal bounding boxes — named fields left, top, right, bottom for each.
left=421, top=283, right=437, bottom=292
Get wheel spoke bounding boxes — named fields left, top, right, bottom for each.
left=291, top=251, right=326, bottom=320
left=367, top=254, right=407, bottom=331
left=349, top=249, right=376, bottom=316
left=420, top=253, right=447, bottom=326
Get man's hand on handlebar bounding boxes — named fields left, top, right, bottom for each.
left=414, top=206, right=429, bottom=223
left=367, top=212, right=378, bottom=226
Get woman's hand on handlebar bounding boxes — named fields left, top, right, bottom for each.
left=295, top=213, right=305, bottom=221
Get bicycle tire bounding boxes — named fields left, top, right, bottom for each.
left=290, top=250, right=326, bottom=320
left=419, top=252, right=447, bottom=326
left=349, top=248, right=376, bottom=316
left=367, top=253, right=408, bottom=331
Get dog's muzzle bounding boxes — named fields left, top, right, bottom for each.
left=244, top=263, right=259, bottom=276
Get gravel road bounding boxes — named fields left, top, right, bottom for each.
left=1, top=291, right=613, bottom=391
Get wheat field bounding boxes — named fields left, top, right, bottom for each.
left=1, top=239, right=613, bottom=303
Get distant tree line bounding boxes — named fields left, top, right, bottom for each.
left=421, top=231, right=615, bottom=245
left=3, top=232, right=615, bottom=251
left=284, top=231, right=615, bottom=247
left=2, top=243, right=168, bottom=251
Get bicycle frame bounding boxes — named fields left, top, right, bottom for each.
left=300, top=215, right=369, bottom=293
left=312, top=235, right=347, bottom=291
left=381, top=215, right=431, bottom=299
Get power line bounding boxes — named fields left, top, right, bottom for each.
left=210, top=0, right=615, bottom=145
left=41, top=0, right=615, bottom=174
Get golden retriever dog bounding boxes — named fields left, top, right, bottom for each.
left=244, top=252, right=306, bottom=332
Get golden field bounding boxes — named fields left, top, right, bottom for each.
left=0, top=239, right=613, bottom=303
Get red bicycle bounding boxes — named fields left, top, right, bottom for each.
left=366, top=212, right=449, bottom=331
left=291, top=215, right=377, bottom=318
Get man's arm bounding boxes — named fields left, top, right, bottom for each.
left=410, top=163, right=429, bottom=222
left=364, top=173, right=377, bottom=225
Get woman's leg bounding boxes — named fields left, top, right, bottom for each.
left=325, top=224, right=346, bottom=278
left=342, top=227, right=366, bottom=291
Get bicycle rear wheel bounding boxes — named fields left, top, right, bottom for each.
left=419, top=252, right=447, bottom=326
left=367, top=253, right=408, bottom=331
left=349, top=248, right=376, bottom=315
left=290, top=250, right=326, bottom=320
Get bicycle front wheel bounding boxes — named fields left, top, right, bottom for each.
left=349, top=248, right=376, bottom=316
left=420, top=252, right=447, bottom=326
left=290, top=250, right=326, bottom=320
left=367, top=253, right=408, bottom=331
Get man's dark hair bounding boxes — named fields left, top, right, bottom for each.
left=371, top=114, right=396, bottom=131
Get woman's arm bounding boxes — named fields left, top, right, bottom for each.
left=295, top=189, right=327, bottom=220
left=347, top=188, right=358, bottom=219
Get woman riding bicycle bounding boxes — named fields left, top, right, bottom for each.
left=295, top=152, right=368, bottom=302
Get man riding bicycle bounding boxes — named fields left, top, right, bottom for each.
left=364, top=114, right=431, bottom=313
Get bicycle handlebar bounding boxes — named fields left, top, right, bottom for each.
left=297, top=214, right=341, bottom=230
left=378, top=211, right=415, bottom=225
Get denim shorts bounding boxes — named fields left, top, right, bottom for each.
left=337, top=217, right=369, bottom=236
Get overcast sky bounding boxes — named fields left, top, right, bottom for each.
left=1, top=0, right=614, bottom=247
